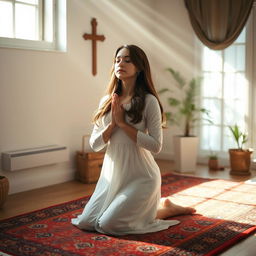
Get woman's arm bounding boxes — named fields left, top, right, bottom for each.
left=102, top=123, right=116, bottom=143
left=89, top=95, right=116, bottom=151
left=118, top=122, right=137, bottom=142
left=136, top=95, right=163, bottom=153
left=113, top=94, right=162, bottom=153
left=89, top=120, right=108, bottom=152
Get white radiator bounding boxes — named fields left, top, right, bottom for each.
left=1, top=145, right=69, bottom=171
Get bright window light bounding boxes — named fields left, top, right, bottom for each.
left=0, top=0, right=66, bottom=51
left=18, top=0, right=38, bottom=4
left=15, top=3, right=38, bottom=40
left=0, top=1, right=13, bottom=38
left=200, top=28, right=249, bottom=154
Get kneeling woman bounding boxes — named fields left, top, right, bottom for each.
left=71, top=44, right=195, bottom=235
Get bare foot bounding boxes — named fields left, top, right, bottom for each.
left=156, top=197, right=196, bottom=219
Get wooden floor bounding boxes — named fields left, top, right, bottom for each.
left=1, top=160, right=255, bottom=256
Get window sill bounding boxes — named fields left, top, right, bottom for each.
left=0, top=37, right=66, bottom=52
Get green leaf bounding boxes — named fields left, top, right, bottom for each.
left=166, top=68, right=186, bottom=88
left=163, top=67, right=212, bottom=136
left=165, top=112, right=178, bottom=125
left=168, top=97, right=180, bottom=106
left=228, top=124, right=248, bottom=150
left=158, top=88, right=170, bottom=94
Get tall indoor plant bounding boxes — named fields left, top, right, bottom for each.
left=159, top=68, right=211, bottom=172
left=228, top=124, right=252, bottom=175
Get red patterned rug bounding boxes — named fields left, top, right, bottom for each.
left=0, top=174, right=256, bottom=256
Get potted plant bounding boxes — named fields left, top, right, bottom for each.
left=228, top=124, right=253, bottom=176
left=159, top=68, right=211, bottom=172
left=0, top=175, right=9, bottom=208
left=208, top=151, right=219, bottom=170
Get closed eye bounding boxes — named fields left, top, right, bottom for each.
left=115, top=56, right=131, bottom=63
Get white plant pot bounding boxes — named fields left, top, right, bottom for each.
left=173, top=136, right=198, bottom=172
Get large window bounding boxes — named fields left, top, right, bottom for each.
left=199, top=28, right=251, bottom=159
left=0, top=0, right=66, bottom=51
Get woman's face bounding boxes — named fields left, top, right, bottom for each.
left=114, top=48, right=138, bottom=81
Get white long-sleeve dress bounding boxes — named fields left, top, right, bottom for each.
left=71, top=94, right=179, bottom=235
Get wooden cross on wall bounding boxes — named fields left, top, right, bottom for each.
left=83, top=18, right=105, bottom=76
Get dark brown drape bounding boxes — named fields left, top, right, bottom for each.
left=184, top=0, right=253, bottom=50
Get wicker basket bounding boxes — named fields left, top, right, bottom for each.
left=0, top=176, right=9, bottom=208
left=76, top=135, right=105, bottom=183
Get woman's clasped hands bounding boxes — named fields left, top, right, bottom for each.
left=111, top=93, right=126, bottom=128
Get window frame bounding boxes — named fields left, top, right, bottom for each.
left=0, top=0, right=66, bottom=52
left=196, top=9, right=255, bottom=166
left=249, top=2, right=256, bottom=167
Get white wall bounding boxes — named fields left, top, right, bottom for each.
left=0, top=0, right=196, bottom=194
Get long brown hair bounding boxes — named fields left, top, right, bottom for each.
left=93, top=45, right=165, bottom=125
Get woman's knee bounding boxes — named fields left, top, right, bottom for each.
left=98, top=216, right=114, bottom=233
left=71, top=214, right=96, bottom=231
left=97, top=214, right=124, bottom=235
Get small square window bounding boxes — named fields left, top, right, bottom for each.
left=0, top=0, right=66, bottom=51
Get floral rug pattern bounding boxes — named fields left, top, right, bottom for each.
left=0, top=174, right=255, bottom=256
